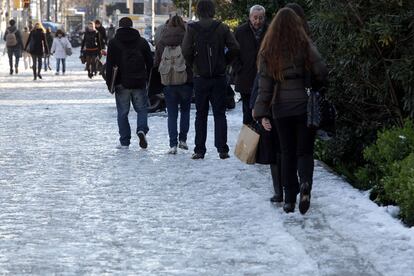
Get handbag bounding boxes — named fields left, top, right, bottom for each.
left=234, top=124, right=260, bottom=164
left=305, top=71, right=336, bottom=136
left=58, top=39, right=72, bottom=56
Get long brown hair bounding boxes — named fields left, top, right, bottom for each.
left=258, top=8, right=310, bottom=81
left=168, top=15, right=185, bottom=30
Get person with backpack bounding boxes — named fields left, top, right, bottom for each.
left=24, top=22, right=49, bottom=80
left=44, top=27, right=53, bottom=71
left=3, top=19, right=24, bottom=75
left=254, top=8, right=328, bottom=214
left=81, top=21, right=102, bottom=78
left=107, top=24, right=115, bottom=42
left=51, top=29, right=72, bottom=75
left=182, top=0, right=240, bottom=160
left=155, top=15, right=193, bottom=154
left=234, top=5, right=268, bottom=126
left=105, top=17, right=153, bottom=150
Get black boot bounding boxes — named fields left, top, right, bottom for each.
left=15, top=66, right=18, bottom=74
left=37, top=68, right=42, bottom=79
left=270, top=163, right=283, bottom=203
left=33, top=69, right=37, bottom=80
left=10, top=68, right=13, bottom=75
left=299, top=182, right=311, bottom=215
left=283, top=202, right=295, bottom=213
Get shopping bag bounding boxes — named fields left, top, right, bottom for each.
left=234, top=124, right=260, bottom=164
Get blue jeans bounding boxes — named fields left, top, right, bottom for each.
left=164, top=84, right=193, bottom=147
left=115, top=84, right=149, bottom=146
left=7, top=47, right=21, bottom=69
left=193, top=76, right=229, bottom=154
left=56, top=58, right=66, bottom=73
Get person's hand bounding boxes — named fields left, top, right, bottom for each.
left=261, top=117, right=272, bottom=131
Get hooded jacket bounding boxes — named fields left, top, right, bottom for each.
left=25, top=29, right=49, bottom=56
left=105, top=27, right=153, bottom=90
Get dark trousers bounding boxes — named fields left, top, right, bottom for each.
left=274, top=114, right=315, bottom=203
left=240, top=92, right=254, bottom=125
left=193, top=76, right=229, bottom=155
left=7, top=47, right=21, bottom=69
left=31, top=55, right=42, bottom=76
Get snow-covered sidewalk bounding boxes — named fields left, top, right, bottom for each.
left=0, top=47, right=413, bottom=275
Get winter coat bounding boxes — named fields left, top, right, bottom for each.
left=105, top=27, right=153, bottom=90
left=182, top=18, right=240, bottom=77
left=25, top=29, right=49, bottom=56
left=107, top=26, right=115, bottom=41
left=81, top=29, right=102, bottom=55
left=51, top=37, right=72, bottom=59
left=22, top=31, right=30, bottom=52
left=96, top=25, right=107, bottom=48
left=155, top=25, right=193, bottom=83
left=234, top=21, right=268, bottom=94
left=254, top=42, right=328, bottom=119
left=3, top=26, right=24, bottom=49
left=45, top=31, right=54, bottom=52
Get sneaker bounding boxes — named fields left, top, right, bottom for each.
left=191, top=153, right=205, bottom=160
left=168, top=146, right=177, bottom=154
left=116, top=144, right=129, bottom=149
left=299, top=182, right=311, bottom=215
left=137, top=131, right=148, bottom=149
left=178, top=141, right=188, bottom=150
left=219, top=152, right=230, bottom=159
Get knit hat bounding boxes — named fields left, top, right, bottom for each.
left=119, top=17, right=133, bottom=28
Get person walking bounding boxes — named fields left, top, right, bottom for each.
left=107, top=23, right=115, bottom=41
left=21, top=26, right=32, bottom=70
left=3, top=19, right=24, bottom=75
left=182, top=0, right=240, bottom=160
left=81, top=21, right=102, bottom=78
left=50, top=29, right=72, bottom=75
left=105, top=17, right=153, bottom=149
left=155, top=15, right=193, bottom=154
left=234, top=5, right=268, bottom=126
left=44, top=27, right=53, bottom=71
left=24, top=22, right=49, bottom=80
left=254, top=8, right=328, bottom=214
left=95, top=20, right=107, bottom=49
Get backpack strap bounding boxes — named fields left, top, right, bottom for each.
left=190, top=21, right=221, bottom=36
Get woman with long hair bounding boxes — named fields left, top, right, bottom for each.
left=81, top=21, right=102, bottom=78
left=155, top=15, right=193, bottom=154
left=25, top=22, right=49, bottom=80
left=44, top=27, right=54, bottom=71
left=254, top=8, right=328, bottom=214
left=50, top=29, right=72, bottom=75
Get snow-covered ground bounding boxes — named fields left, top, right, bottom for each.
left=0, top=45, right=413, bottom=275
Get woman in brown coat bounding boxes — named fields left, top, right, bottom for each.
left=254, top=8, right=328, bottom=214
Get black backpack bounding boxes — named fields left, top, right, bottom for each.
left=113, top=39, right=147, bottom=89
left=190, top=21, right=225, bottom=78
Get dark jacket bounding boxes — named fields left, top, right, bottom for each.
left=96, top=25, right=107, bottom=48
left=105, top=27, right=153, bottom=89
left=3, top=25, right=24, bottom=49
left=182, top=18, right=239, bottom=77
left=45, top=31, right=53, bottom=52
left=155, top=25, right=193, bottom=83
left=234, top=21, right=268, bottom=94
left=25, top=29, right=49, bottom=56
left=107, top=26, right=115, bottom=41
left=254, top=42, right=328, bottom=119
left=81, top=30, right=102, bottom=53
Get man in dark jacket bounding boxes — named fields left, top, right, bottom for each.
left=182, top=0, right=240, bottom=160
left=234, top=5, right=267, bottom=125
left=3, top=19, right=24, bottom=75
left=95, top=20, right=107, bottom=49
left=106, top=17, right=153, bottom=149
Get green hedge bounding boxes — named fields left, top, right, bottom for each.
left=355, top=122, right=414, bottom=225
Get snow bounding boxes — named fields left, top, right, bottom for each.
left=0, top=45, right=413, bottom=275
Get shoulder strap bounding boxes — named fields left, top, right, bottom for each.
left=191, top=21, right=221, bottom=34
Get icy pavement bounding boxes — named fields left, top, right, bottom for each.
left=0, top=46, right=413, bottom=276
